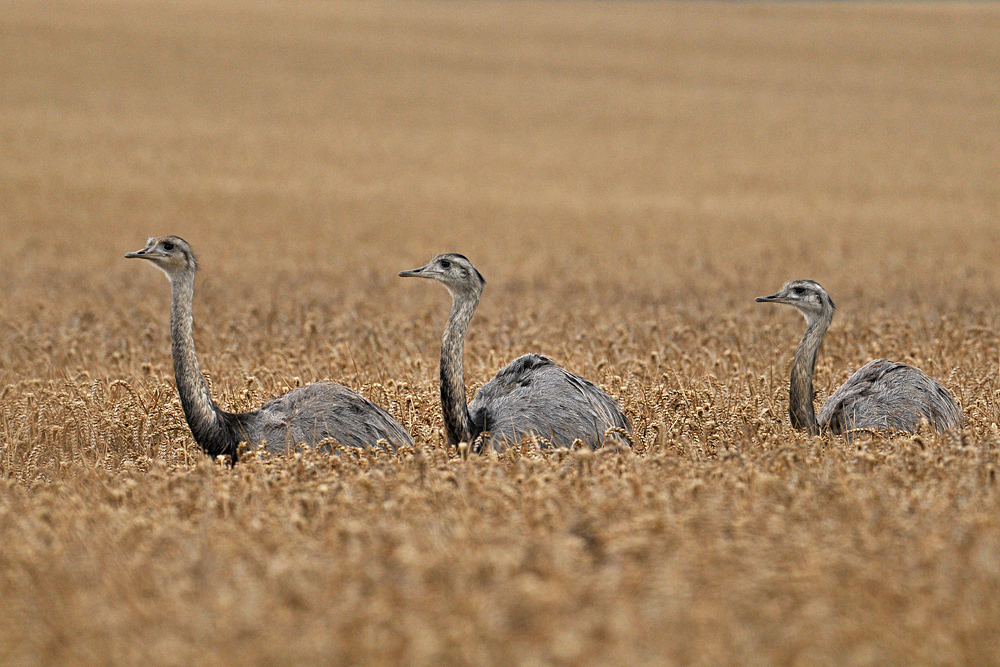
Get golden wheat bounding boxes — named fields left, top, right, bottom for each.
left=1, top=1, right=999, bottom=665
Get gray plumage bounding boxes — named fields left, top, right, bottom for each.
left=756, top=279, right=963, bottom=436
left=126, top=236, right=412, bottom=461
left=399, top=253, right=631, bottom=452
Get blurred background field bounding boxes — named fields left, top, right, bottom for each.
left=1, top=2, right=999, bottom=665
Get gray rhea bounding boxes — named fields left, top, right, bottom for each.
left=126, top=236, right=413, bottom=461
left=756, top=280, right=963, bottom=436
left=399, top=253, right=631, bottom=451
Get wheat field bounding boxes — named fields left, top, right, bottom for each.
left=2, top=1, right=1000, bottom=665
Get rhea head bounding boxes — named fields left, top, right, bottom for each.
left=398, top=253, right=486, bottom=299
left=125, top=236, right=197, bottom=280
left=756, top=279, right=835, bottom=326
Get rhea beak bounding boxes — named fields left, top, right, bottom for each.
left=398, top=265, right=430, bottom=278
left=125, top=248, right=163, bottom=260
left=755, top=292, right=783, bottom=303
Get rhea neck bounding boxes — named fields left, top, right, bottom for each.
left=789, top=305, right=834, bottom=435
left=439, top=284, right=481, bottom=446
left=167, top=268, right=231, bottom=456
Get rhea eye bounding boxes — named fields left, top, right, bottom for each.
left=440, top=259, right=451, bottom=269
left=162, top=242, right=175, bottom=251
left=792, top=287, right=804, bottom=295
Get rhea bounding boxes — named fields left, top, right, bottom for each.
left=126, top=236, right=413, bottom=461
left=756, top=280, right=962, bottom=436
left=399, top=253, right=631, bottom=451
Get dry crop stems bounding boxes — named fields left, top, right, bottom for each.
left=1, top=1, right=1000, bottom=665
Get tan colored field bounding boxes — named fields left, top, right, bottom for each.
left=2, top=1, right=1000, bottom=664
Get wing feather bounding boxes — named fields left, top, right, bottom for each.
left=818, top=359, right=962, bottom=435
left=468, top=353, right=631, bottom=451
left=244, top=382, right=413, bottom=453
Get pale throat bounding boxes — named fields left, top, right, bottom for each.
left=438, top=288, right=480, bottom=445
left=787, top=305, right=832, bottom=435
left=167, top=270, right=219, bottom=432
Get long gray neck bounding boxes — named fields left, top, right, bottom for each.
left=169, top=272, right=230, bottom=455
left=789, top=310, right=832, bottom=435
left=440, top=289, right=479, bottom=446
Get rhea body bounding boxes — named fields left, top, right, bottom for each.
left=399, top=253, right=631, bottom=451
left=126, top=236, right=412, bottom=460
left=756, top=280, right=962, bottom=436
